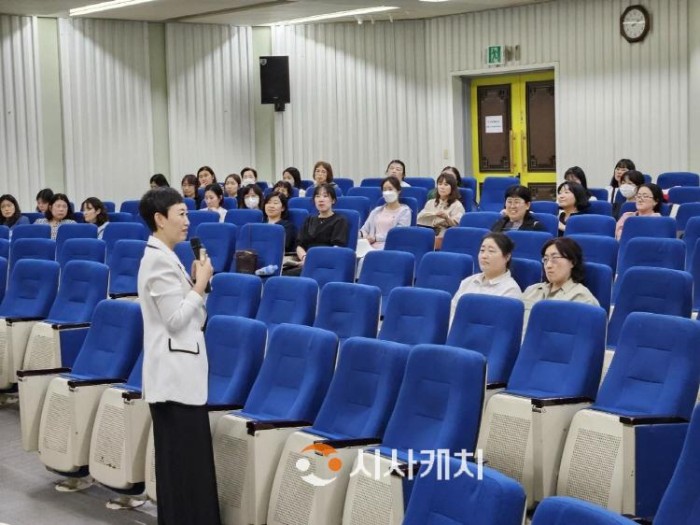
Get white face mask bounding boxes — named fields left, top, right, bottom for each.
left=383, top=190, right=399, bottom=204
left=242, top=178, right=256, bottom=187
left=620, top=183, right=637, bottom=198
left=245, top=196, right=259, bottom=209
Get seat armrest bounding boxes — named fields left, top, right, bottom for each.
left=50, top=322, right=91, bottom=330
left=246, top=419, right=311, bottom=435
left=531, top=396, right=594, bottom=408
left=623, top=515, right=652, bottom=525
left=619, top=415, right=688, bottom=425
left=109, top=293, right=137, bottom=299
left=315, top=437, right=381, bottom=449
left=121, top=390, right=142, bottom=401
left=6, top=316, right=45, bottom=325
left=486, top=382, right=507, bottom=390
left=205, top=403, right=243, bottom=412
left=67, top=377, right=125, bottom=388
left=17, top=367, right=71, bottom=378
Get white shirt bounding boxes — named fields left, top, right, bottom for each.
left=138, top=235, right=209, bottom=405
left=450, top=271, right=522, bottom=321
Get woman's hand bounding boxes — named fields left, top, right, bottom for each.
left=192, top=257, right=214, bottom=296
left=366, top=235, right=376, bottom=244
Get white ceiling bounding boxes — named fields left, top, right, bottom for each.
left=0, top=0, right=551, bottom=25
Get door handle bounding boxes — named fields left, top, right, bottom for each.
left=521, top=132, right=527, bottom=172
left=509, top=129, right=516, bottom=173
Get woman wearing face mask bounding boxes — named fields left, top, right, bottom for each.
left=417, top=172, right=465, bottom=244
left=34, top=193, right=76, bottom=240
left=197, top=166, right=217, bottom=189
left=450, top=232, right=521, bottom=321
left=81, top=197, right=110, bottom=238
left=491, top=185, right=545, bottom=232
left=606, top=158, right=635, bottom=207
left=204, top=183, right=227, bottom=222
left=238, top=185, right=263, bottom=211
left=557, top=181, right=589, bottom=235
left=224, top=174, right=241, bottom=198
left=615, top=183, right=664, bottom=240
left=615, top=170, right=645, bottom=218
left=240, top=167, right=258, bottom=188
left=359, top=176, right=412, bottom=249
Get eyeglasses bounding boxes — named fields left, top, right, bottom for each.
left=505, top=199, right=526, bottom=206
left=541, top=254, right=567, bottom=264
left=635, top=194, right=654, bottom=200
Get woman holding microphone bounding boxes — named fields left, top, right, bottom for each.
left=137, top=188, right=218, bottom=524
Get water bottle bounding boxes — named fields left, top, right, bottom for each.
left=255, top=264, right=279, bottom=276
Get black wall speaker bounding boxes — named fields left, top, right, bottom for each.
left=260, top=56, right=290, bottom=111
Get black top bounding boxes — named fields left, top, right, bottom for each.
left=266, top=218, right=297, bottom=252
left=491, top=212, right=545, bottom=233
left=297, top=213, right=349, bottom=250
left=557, top=211, right=581, bottom=236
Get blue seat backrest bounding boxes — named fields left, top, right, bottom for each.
left=224, top=209, right=263, bottom=227
left=288, top=208, right=309, bottom=233
left=676, top=202, right=700, bottom=232
left=311, top=337, right=410, bottom=439
left=108, top=240, right=146, bottom=296
left=507, top=301, right=606, bottom=400
left=206, top=315, right=266, bottom=405
left=241, top=324, right=337, bottom=421
left=301, top=246, right=356, bottom=288
left=530, top=200, right=558, bottom=215
left=235, top=223, right=285, bottom=274
left=0, top=259, right=60, bottom=318
left=567, top=234, right=619, bottom=272
left=57, top=238, right=106, bottom=267
left=385, top=226, right=435, bottom=270
left=404, top=177, right=435, bottom=191
left=9, top=238, right=56, bottom=276
left=334, top=208, right=360, bottom=251
left=378, top=287, right=451, bottom=345
left=448, top=294, right=523, bottom=385
left=119, top=200, right=140, bottom=215
left=607, top=267, right=692, bottom=348
left=480, top=177, right=520, bottom=212
left=565, top=214, right=616, bottom=237
left=288, top=197, right=316, bottom=213
left=255, top=276, right=318, bottom=330
left=414, top=251, right=473, bottom=295
left=334, top=178, right=355, bottom=194
left=684, top=216, right=700, bottom=268
left=313, top=282, right=381, bottom=342
left=596, top=312, right=700, bottom=419
left=505, top=230, right=553, bottom=262
left=11, top=223, right=51, bottom=241
left=335, top=196, right=371, bottom=224
left=381, top=345, right=486, bottom=455
left=207, top=272, right=262, bottom=318
left=657, top=171, right=700, bottom=189
left=586, top=200, right=613, bottom=216
left=360, top=177, right=384, bottom=187
left=46, top=260, right=109, bottom=323
left=510, top=257, right=541, bottom=291
left=459, top=211, right=501, bottom=229
left=403, top=187, right=428, bottom=210
left=71, top=300, right=143, bottom=380
left=55, top=223, right=97, bottom=257
left=583, top=262, right=613, bottom=315
left=196, top=222, right=237, bottom=273
left=441, top=226, right=489, bottom=261
left=668, top=186, right=700, bottom=204
left=348, top=186, right=382, bottom=203
left=102, top=222, right=148, bottom=263
left=531, top=212, right=559, bottom=236
left=358, top=250, right=414, bottom=316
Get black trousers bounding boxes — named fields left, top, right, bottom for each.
left=149, top=402, right=220, bottom=525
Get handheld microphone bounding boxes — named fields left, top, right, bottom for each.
left=190, top=237, right=211, bottom=293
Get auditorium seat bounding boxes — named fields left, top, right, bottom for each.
left=195, top=222, right=237, bottom=273
left=207, top=272, right=262, bottom=319
left=233, top=223, right=285, bottom=275
left=414, top=251, right=473, bottom=295
left=255, top=276, right=318, bottom=332
left=313, top=282, right=381, bottom=343
left=378, top=287, right=451, bottom=345
left=301, top=246, right=356, bottom=288
left=107, top=240, right=146, bottom=299
left=358, top=250, right=414, bottom=316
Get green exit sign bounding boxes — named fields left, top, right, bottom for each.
left=486, top=45, right=505, bottom=66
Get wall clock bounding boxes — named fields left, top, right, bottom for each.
left=621, top=5, right=650, bottom=43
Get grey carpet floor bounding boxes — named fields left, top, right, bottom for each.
left=0, top=403, right=158, bottom=525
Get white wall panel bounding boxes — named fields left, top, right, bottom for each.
left=0, top=15, right=43, bottom=209
left=166, top=23, right=255, bottom=182
left=273, top=0, right=688, bottom=187
left=59, top=18, right=153, bottom=205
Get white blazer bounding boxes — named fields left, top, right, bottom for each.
left=138, top=235, right=208, bottom=405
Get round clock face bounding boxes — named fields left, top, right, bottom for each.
left=621, top=5, right=650, bottom=42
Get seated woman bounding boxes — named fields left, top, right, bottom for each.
left=272, top=180, right=293, bottom=199
left=283, top=167, right=305, bottom=197
left=615, top=182, right=663, bottom=240
left=0, top=194, right=29, bottom=229
left=557, top=181, right=589, bottom=235
left=149, top=173, right=169, bottom=189
left=614, top=169, right=645, bottom=219
left=491, top=185, right=546, bottom=232
left=81, top=197, right=109, bottom=238
left=450, top=232, right=521, bottom=320
left=34, top=193, right=76, bottom=239
left=521, top=237, right=599, bottom=331
left=564, top=166, right=595, bottom=200
left=237, top=184, right=264, bottom=211
left=359, top=176, right=412, bottom=250
left=224, top=173, right=241, bottom=198
left=312, top=161, right=338, bottom=190
left=36, top=188, right=53, bottom=214
left=263, top=191, right=296, bottom=252
left=606, top=158, right=635, bottom=205
left=427, top=166, right=462, bottom=200
left=197, top=166, right=217, bottom=189
left=284, top=184, right=349, bottom=276
left=181, top=174, right=201, bottom=209
left=203, top=183, right=227, bottom=222
left=417, top=171, right=465, bottom=243
left=385, top=160, right=409, bottom=187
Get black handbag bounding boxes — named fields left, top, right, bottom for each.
left=235, top=250, right=258, bottom=274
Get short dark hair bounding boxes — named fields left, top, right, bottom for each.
left=564, top=166, right=588, bottom=189
left=609, top=158, right=636, bottom=187
left=557, top=181, right=590, bottom=211
left=241, top=167, right=258, bottom=180
left=263, top=191, right=290, bottom=220
left=441, top=166, right=462, bottom=186
left=283, top=167, right=302, bottom=188
left=622, top=170, right=645, bottom=187
left=36, top=188, right=54, bottom=204
left=312, top=183, right=337, bottom=204
left=45, top=193, right=75, bottom=221
left=272, top=180, right=294, bottom=197
left=238, top=184, right=264, bottom=209
left=504, top=185, right=533, bottom=203
left=435, top=172, right=460, bottom=206
left=481, top=232, right=515, bottom=269
left=81, top=197, right=109, bottom=226
left=225, top=173, right=241, bottom=185
left=638, top=182, right=664, bottom=212
left=139, top=188, right=184, bottom=232
left=181, top=174, right=197, bottom=187
left=0, top=194, right=22, bottom=227
left=204, top=183, right=223, bottom=206
left=541, top=237, right=585, bottom=284
left=197, top=166, right=217, bottom=184
left=385, top=159, right=406, bottom=179
left=150, top=173, right=169, bottom=187
left=381, top=176, right=402, bottom=193
left=313, top=161, right=334, bottom=183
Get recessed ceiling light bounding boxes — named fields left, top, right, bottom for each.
left=69, top=0, right=157, bottom=17
left=265, top=6, right=399, bottom=26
